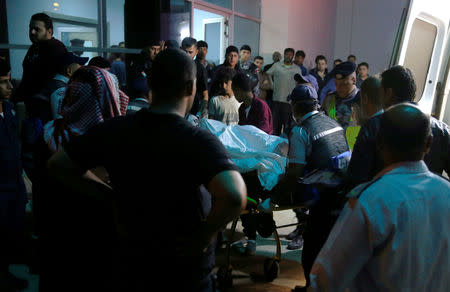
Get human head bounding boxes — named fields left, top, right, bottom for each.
left=294, top=50, right=306, bottom=66
left=225, top=46, right=239, bottom=68
left=61, top=66, right=129, bottom=135
left=88, top=56, right=111, bottom=70
left=347, top=54, right=356, bottom=64
left=0, top=58, right=12, bottom=101
left=254, top=56, right=264, bottom=70
left=165, top=39, right=179, bottom=49
left=357, top=62, right=369, bottom=78
left=284, top=48, right=295, bottom=64
left=333, top=59, right=342, bottom=68
left=380, top=65, right=416, bottom=108
left=332, top=61, right=357, bottom=97
left=272, top=51, right=282, bottom=63
left=231, top=72, right=253, bottom=103
left=144, top=41, right=161, bottom=61
left=210, top=67, right=234, bottom=98
left=58, top=52, right=88, bottom=77
left=359, top=76, right=382, bottom=124
left=29, top=13, right=53, bottom=43
left=130, top=75, right=151, bottom=103
left=377, top=103, right=432, bottom=164
left=197, top=40, right=208, bottom=60
left=315, top=55, right=327, bottom=72
left=149, top=48, right=196, bottom=112
left=240, top=45, right=252, bottom=63
left=288, top=84, right=319, bottom=119
left=181, top=37, right=198, bottom=59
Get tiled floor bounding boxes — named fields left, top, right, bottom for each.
left=10, top=210, right=304, bottom=292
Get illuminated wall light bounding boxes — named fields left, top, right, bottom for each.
left=53, top=7, right=59, bottom=11
left=53, top=2, right=60, bottom=7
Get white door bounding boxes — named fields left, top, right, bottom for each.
left=396, top=0, right=450, bottom=117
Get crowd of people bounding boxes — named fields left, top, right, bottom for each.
left=0, top=11, right=449, bottom=292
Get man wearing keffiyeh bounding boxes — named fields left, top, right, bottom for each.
left=43, top=66, right=129, bottom=152
left=33, top=66, right=128, bottom=291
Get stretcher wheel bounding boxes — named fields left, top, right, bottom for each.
left=264, top=258, right=280, bottom=282
left=217, top=265, right=233, bottom=290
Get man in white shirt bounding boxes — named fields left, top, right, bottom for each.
left=310, top=103, right=450, bottom=292
left=267, top=48, right=302, bottom=136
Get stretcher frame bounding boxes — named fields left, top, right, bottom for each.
left=216, top=200, right=306, bottom=290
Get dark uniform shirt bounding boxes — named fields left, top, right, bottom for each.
left=347, top=111, right=450, bottom=189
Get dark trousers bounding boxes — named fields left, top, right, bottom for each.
left=301, top=203, right=338, bottom=286
left=0, top=193, right=27, bottom=271
left=272, top=101, right=292, bottom=136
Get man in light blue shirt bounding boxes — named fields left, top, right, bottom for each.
left=311, top=103, right=450, bottom=291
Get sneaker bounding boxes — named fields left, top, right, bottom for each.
left=231, top=237, right=248, bottom=254
left=245, top=240, right=256, bottom=256
left=286, top=226, right=301, bottom=240
left=286, top=235, right=304, bottom=250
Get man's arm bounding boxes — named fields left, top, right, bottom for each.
left=193, top=170, right=246, bottom=251
left=47, top=149, right=113, bottom=201
left=310, top=202, right=372, bottom=291
left=266, top=62, right=277, bottom=76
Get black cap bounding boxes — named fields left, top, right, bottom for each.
left=0, top=57, right=10, bottom=77
left=60, top=52, right=88, bottom=68
left=329, top=61, right=356, bottom=80
left=288, top=84, right=318, bottom=103
left=294, top=72, right=309, bottom=84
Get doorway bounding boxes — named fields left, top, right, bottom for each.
left=193, top=8, right=229, bottom=66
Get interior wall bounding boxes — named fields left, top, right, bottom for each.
left=260, top=0, right=337, bottom=71
left=333, top=0, right=409, bottom=75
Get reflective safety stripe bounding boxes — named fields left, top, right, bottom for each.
left=312, top=126, right=344, bottom=142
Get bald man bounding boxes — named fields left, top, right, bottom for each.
left=309, top=103, right=450, bottom=291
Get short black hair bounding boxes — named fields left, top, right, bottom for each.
left=165, top=39, right=179, bottom=49
left=210, top=67, right=234, bottom=97
left=295, top=50, right=305, bottom=58
left=378, top=103, right=430, bottom=161
left=88, top=56, right=111, bottom=69
left=347, top=54, right=356, bottom=60
left=315, top=55, right=327, bottom=64
left=254, top=56, right=263, bottom=61
left=232, top=72, right=253, bottom=92
left=197, top=40, right=208, bottom=48
left=181, top=37, right=197, bottom=50
left=149, top=49, right=196, bottom=100
left=0, top=57, right=11, bottom=77
left=381, top=65, right=416, bottom=103
left=226, top=45, right=239, bottom=56
left=358, top=62, right=369, bottom=69
left=360, top=76, right=382, bottom=107
left=31, top=13, right=53, bottom=32
left=240, top=45, right=251, bottom=52
left=284, top=48, right=295, bottom=55
left=334, top=59, right=342, bottom=63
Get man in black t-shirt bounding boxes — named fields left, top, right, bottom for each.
left=47, top=49, right=247, bottom=292
left=181, top=37, right=209, bottom=118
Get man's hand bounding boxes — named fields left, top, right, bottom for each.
left=159, top=40, right=166, bottom=51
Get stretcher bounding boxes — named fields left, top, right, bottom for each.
left=216, top=171, right=308, bottom=290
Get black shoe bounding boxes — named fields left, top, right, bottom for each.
left=286, top=235, right=304, bottom=250
left=286, top=226, right=301, bottom=240
left=292, top=286, right=308, bottom=292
